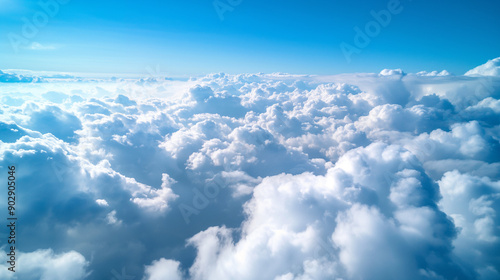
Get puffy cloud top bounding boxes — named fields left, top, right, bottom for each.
left=379, top=68, right=405, bottom=76
left=465, top=57, right=500, bottom=76
left=416, top=70, right=451, bottom=76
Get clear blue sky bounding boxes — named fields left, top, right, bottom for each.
left=1, top=0, right=499, bottom=75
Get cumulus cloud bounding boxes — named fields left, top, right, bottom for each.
left=96, top=199, right=109, bottom=206
left=438, top=171, right=500, bottom=279
left=180, top=141, right=466, bottom=279
left=465, top=57, right=500, bottom=76
left=143, top=258, right=184, bottom=280
left=379, top=68, right=405, bottom=76
left=0, top=249, right=90, bottom=280
left=416, top=70, right=451, bottom=76
left=0, top=57, right=499, bottom=279
left=131, top=173, right=179, bottom=213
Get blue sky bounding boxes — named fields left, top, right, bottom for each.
left=1, top=0, right=499, bottom=75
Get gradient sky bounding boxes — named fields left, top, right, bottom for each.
left=1, top=0, right=499, bottom=75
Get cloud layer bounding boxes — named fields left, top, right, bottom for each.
left=1, top=58, right=499, bottom=279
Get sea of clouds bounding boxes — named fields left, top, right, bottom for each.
left=0, top=57, right=499, bottom=280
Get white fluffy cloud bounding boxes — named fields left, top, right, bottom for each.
left=131, top=173, right=179, bottom=212
left=1, top=57, right=499, bottom=279
left=465, top=57, right=500, bottom=76
left=438, top=171, right=500, bottom=278
left=143, top=258, right=184, bottom=280
left=0, top=249, right=89, bottom=280
left=179, top=142, right=466, bottom=280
